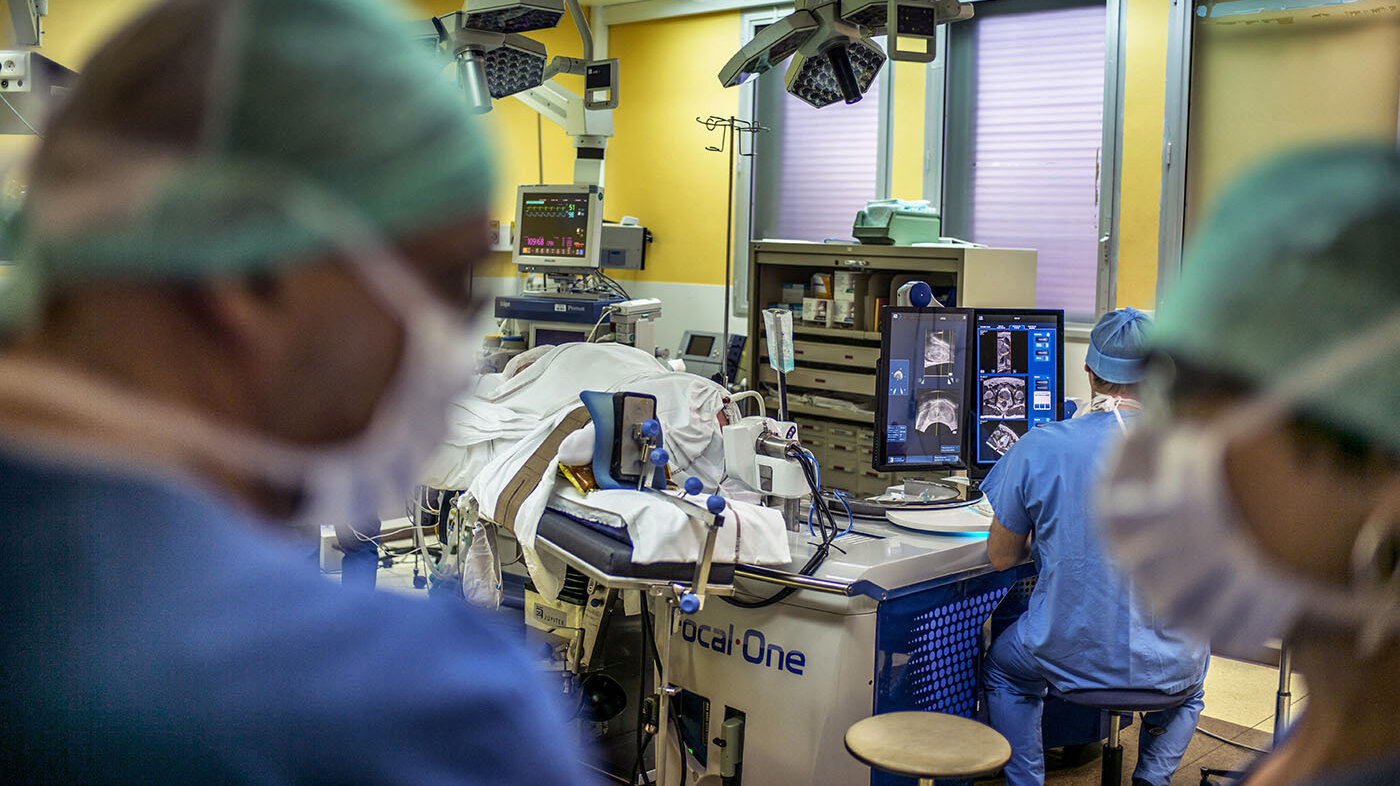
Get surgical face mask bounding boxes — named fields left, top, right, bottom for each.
left=1098, top=312, right=1400, bottom=658
left=0, top=191, right=480, bottom=532
left=251, top=248, right=479, bottom=528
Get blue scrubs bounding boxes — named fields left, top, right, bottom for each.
left=0, top=447, right=596, bottom=785
left=335, top=519, right=383, bottom=590
left=981, top=412, right=1209, bottom=786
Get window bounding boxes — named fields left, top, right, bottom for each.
left=751, top=63, right=886, bottom=242
left=943, top=0, right=1110, bottom=320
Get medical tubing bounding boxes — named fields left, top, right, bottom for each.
left=727, top=390, right=765, bottom=417
left=586, top=306, right=616, bottom=342
left=722, top=448, right=839, bottom=609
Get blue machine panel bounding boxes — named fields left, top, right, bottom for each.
left=872, top=570, right=1023, bottom=786
left=493, top=295, right=621, bottom=324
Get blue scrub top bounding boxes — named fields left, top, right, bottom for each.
left=0, top=445, right=596, bottom=785
left=982, top=412, right=1208, bottom=694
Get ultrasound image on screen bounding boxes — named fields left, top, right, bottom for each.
left=980, top=419, right=1028, bottom=457
left=914, top=388, right=960, bottom=435
left=979, top=329, right=1028, bottom=374
left=923, top=329, right=956, bottom=377
left=981, top=376, right=1027, bottom=419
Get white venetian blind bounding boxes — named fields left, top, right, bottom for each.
left=967, top=5, right=1105, bottom=317
left=770, top=71, right=882, bottom=241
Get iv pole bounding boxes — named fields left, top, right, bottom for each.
left=697, top=116, right=766, bottom=389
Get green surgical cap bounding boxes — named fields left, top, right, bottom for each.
left=1153, top=143, right=1400, bottom=449
left=0, top=0, right=493, bottom=328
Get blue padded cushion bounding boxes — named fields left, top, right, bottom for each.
left=1049, top=687, right=1194, bottom=712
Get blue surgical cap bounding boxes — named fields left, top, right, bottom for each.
left=1087, top=307, right=1152, bottom=385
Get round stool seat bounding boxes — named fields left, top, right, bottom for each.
left=845, top=712, right=1012, bottom=780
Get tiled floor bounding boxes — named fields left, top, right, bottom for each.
left=1201, top=656, right=1308, bottom=737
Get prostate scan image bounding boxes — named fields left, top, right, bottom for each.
left=915, top=390, right=960, bottom=434
left=996, top=331, right=1014, bottom=372
left=924, top=330, right=955, bottom=376
left=982, top=376, right=1027, bottom=419
left=986, top=422, right=1021, bottom=455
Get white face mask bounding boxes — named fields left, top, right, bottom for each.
left=1097, top=312, right=1400, bottom=658
left=251, top=250, right=479, bottom=527
left=0, top=193, right=479, bottom=531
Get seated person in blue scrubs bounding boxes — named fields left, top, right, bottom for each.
left=0, top=0, right=594, bottom=783
left=980, top=308, right=1210, bottom=786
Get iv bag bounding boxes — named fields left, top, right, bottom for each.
left=762, top=308, right=795, bottom=373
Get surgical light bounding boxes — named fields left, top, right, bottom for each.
left=482, top=34, right=548, bottom=99
left=785, top=36, right=885, bottom=109
left=462, top=0, right=565, bottom=34
left=433, top=0, right=563, bottom=113
left=718, top=0, right=973, bottom=108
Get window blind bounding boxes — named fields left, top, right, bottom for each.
left=768, top=71, right=883, bottom=242
left=966, top=5, right=1105, bottom=317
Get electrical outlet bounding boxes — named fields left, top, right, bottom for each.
left=0, top=51, right=31, bottom=92
left=489, top=219, right=513, bottom=252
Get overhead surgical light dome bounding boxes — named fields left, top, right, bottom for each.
left=717, top=0, right=972, bottom=108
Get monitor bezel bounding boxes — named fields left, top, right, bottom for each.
left=968, top=308, right=1067, bottom=473
left=512, top=184, right=604, bottom=270
left=528, top=322, right=591, bottom=348
left=872, top=306, right=976, bottom=473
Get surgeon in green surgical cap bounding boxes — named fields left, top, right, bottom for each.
left=1098, top=144, right=1400, bottom=786
left=0, top=0, right=596, bottom=783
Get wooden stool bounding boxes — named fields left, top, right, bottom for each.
left=845, top=711, right=1012, bottom=786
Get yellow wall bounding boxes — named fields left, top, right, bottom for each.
left=889, top=60, right=927, bottom=200
left=1116, top=0, right=1170, bottom=309
left=603, top=10, right=742, bottom=286
left=1185, top=0, right=1400, bottom=232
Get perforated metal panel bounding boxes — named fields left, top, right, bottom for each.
left=903, top=589, right=1008, bottom=717
left=872, top=568, right=1031, bottom=786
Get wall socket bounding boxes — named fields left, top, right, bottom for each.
left=488, top=219, right=513, bottom=252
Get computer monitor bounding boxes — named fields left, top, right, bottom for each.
left=529, top=322, right=591, bottom=348
left=874, top=307, right=974, bottom=471
left=970, top=309, right=1065, bottom=473
left=512, top=184, right=604, bottom=269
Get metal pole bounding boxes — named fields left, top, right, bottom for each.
left=722, top=122, right=736, bottom=387
left=1274, top=645, right=1293, bottom=743
left=776, top=369, right=790, bottom=422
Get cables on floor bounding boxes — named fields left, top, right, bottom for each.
left=1194, top=725, right=1271, bottom=754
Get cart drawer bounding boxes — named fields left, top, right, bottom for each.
left=760, top=367, right=872, bottom=397
left=789, top=341, right=880, bottom=368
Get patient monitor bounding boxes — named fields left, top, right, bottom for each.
left=513, top=184, right=604, bottom=270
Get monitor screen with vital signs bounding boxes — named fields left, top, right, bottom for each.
left=512, top=185, right=603, bottom=269
left=971, top=309, right=1065, bottom=468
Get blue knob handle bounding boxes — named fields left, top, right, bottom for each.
left=706, top=495, right=726, bottom=515
left=909, top=281, right=933, bottom=308
left=650, top=447, right=669, bottom=467
left=683, top=476, right=703, bottom=496
left=678, top=593, right=701, bottom=614
left=641, top=419, right=662, bottom=440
